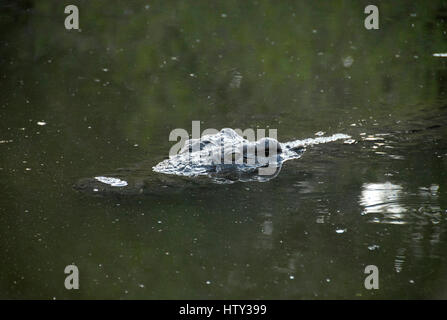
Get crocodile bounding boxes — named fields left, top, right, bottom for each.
left=74, top=128, right=351, bottom=197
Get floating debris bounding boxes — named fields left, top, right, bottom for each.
left=229, top=71, right=243, bottom=88
left=94, top=176, right=128, bottom=187
left=433, top=53, right=447, bottom=57
left=343, top=139, right=356, bottom=144
left=343, top=56, right=354, bottom=68
left=37, top=121, right=47, bottom=126
left=362, top=135, right=384, bottom=141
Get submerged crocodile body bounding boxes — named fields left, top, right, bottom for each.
left=74, top=129, right=351, bottom=196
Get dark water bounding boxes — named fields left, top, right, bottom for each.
left=1, top=0, right=447, bottom=299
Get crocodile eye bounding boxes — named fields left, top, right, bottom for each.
left=256, top=138, right=281, bottom=157
left=277, top=143, right=282, bottom=153
left=200, top=140, right=211, bottom=150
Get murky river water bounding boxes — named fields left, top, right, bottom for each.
left=1, top=1, right=447, bottom=299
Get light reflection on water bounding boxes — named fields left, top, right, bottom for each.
left=360, top=182, right=408, bottom=224
left=1, top=0, right=447, bottom=299
left=360, top=182, right=443, bottom=227
left=359, top=179, right=445, bottom=273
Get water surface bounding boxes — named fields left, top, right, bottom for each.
left=1, top=0, right=447, bottom=299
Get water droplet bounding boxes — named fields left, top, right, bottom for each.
left=342, top=56, right=354, bottom=68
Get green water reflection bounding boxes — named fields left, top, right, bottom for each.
left=1, top=0, right=447, bottom=299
